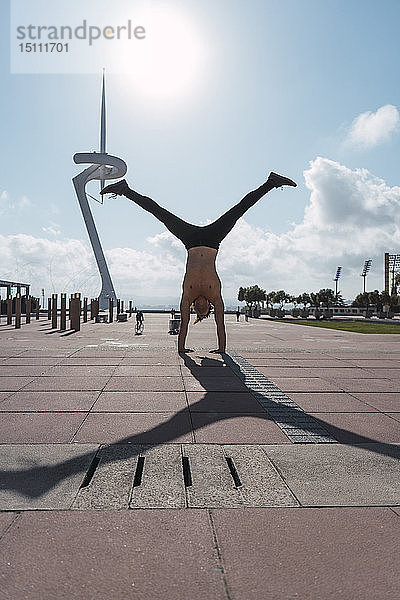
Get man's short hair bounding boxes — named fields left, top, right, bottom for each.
left=193, top=301, right=212, bottom=324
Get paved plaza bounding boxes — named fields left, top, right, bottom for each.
left=1, top=312, right=400, bottom=599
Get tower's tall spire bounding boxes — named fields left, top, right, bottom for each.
left=100, top=68, right=106, bottom=154
left=99, top=69, right=106, bottom=191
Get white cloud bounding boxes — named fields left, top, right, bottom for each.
left=42, top=223, right=61, bottom=236
left=347, top=104, right=400, bottom=148
left=1, top=158, right=399, bottom=303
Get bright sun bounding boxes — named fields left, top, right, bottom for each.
left=117, top=6, right=207, bottom=101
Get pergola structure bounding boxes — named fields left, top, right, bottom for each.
left=0, top=280, right=30, bottom=298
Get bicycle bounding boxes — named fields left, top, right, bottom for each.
left=135, top=320, right=144, bottom=335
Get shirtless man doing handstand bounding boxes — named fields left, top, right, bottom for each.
left=101, top=172, right=296, bottom=353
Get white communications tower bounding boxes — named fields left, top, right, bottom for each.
left=72, top=71, right=127, bottom=310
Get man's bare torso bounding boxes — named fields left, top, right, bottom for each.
left=182, top=246, right=221, bottom=304
left=178, top=246, right=226, bottom=353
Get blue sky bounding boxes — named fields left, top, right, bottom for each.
left=1, top=0, right=400, bottom=306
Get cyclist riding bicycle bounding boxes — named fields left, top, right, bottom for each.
left=135, top=310, right=144, bottom=334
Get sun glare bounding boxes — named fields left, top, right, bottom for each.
left=117, top=6, right=207, bottom=102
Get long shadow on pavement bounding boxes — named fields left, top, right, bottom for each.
left=1, top=352, right=400, bottom=499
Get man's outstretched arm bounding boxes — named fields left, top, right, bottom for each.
left=212, top=297, right=226, bottom=353
left=178, top=296, right=191, bottom=353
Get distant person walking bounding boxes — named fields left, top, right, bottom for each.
left=102, top=172, right=296, bottom=353
left=236, top=308, right=241, bottom=322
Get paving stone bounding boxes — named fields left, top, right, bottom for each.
left=223, top=445, right=298, bottom=507
left=0, top=366, right=51, bottom=377
left=72, top=350, right=126, bottom=358
left=92, top=391, right=187, bottom=412
left=192, top=413, right=290, bottom=444
left=0, top=444, right=98, bottom=509
left=130, top=444, right=186, bottom=508
left=353, top=360, right=400, bottom=368
left=0, top=412, right=85, bottom=443
left=286, top=392, right=376, bottom=412
left=349, top=392, right=400, bottom=412
left=325, top=378, right=400, bottom=393
left=270, top=377, right=344, bottom=392
left=181, top=366, right=236, bottom=377
left=0, top=512, right=16, bottom=537
left=44, top=365, right=116, bottom=377
left=58, top=356, right=121, bottom=366
left=123, top=351, right=178, bottom=358
left=23, top=376, right=109, bottom=391
left=212, top=507, right=400, bottom=600
left=285, top=359, right=347, bottom=367
left=187, top=391, right=264, bottom=413
left=364, top=368, right=400, bottom=379
left=257, top=366, right=316, bottom=378
left=0, top=377, right=35, bottom=391
left=0, top=391, right=98, bottom=412
left=309, top=411, right=400, bottom=443
left=0, top=510, right=226, bottom=600
left=265, top=443, right=400, bottom=505
left=104, top=376, right=184, bottom=391
left=18, top=350, right=75, bottom=357
left=113, top=365, right=181, bottom=376
left=73, top=445, right=141, bottom=509
left=183, top=376, right=247, bottom=392
left=121, top=356, right=181, bottom=365
left=2, top=357, right=63, bottom=366
left=72, top=411, right=193, bottom=444
left=184, top=444, right=242, bottom=508
left=329, top=353, right=391, bottom=360
left=305, top=367, right=376, bottom=379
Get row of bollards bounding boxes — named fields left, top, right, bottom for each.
left=2, top=292, right=135, bottom=333
left=49, top=293, right=84, bottom=332
left=0, top=294, right=40, bottom=329
left=49, top=294, right=135, bottom=331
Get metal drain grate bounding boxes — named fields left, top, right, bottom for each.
left=226, top=352, right=337, bottom=443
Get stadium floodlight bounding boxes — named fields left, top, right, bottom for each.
left=388, top=254, right=400, bottom=292
left=333, top=266, right=342, bottom=296
left=360, top=259, right=372, bottom=293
